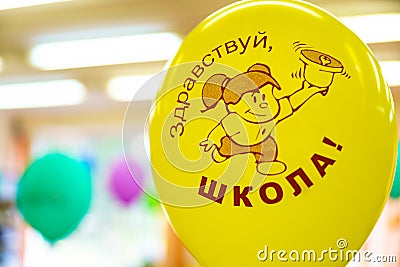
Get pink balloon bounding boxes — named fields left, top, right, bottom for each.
left=108, top=157, right=144, bottom=206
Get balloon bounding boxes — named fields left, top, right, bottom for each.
left=108, top=157, right=144, bottom=206
left=16, top=153, right=91, bottom=243
left=390, top=143, right=400, bottom=199
left=391, top=170, right=400, bottom=199
left=79, top=153, right=97, bottom=173
left=148, top=1, right=397, bottom=266
left=142, top=193, right=161, bottom=212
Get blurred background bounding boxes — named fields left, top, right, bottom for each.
left=0, top=0, right=399, bottom=266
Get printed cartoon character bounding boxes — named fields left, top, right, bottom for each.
left=199, top=56, right=342, bottom=175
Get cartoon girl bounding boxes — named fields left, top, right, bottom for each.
left=199, top=63, right=331, bottom=175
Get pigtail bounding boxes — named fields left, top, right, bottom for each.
left=201, top=73, right=229, bottom=112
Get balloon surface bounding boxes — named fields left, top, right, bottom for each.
left=108, top=157, right=144, bottom=206
left=149, top=1, right=397, bottom=266
left=16, top=153, right=92, bottom=243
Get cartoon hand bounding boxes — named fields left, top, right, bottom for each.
left=200, top=139, right=216, bottom=152
left=309, top=84, right=329, bottom=96
left=320, top=88, right=329, bottom=96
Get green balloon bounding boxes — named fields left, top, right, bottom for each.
left=16, top=153, right=92, bottom=242
left=391, top=144, right=400, bottom=198
left=142, top=193, right=161, bottom=212
left=391, top=174, right=400, bottom=198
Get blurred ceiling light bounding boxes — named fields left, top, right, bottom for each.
left=0, top=0, right=69, bottom=10
left=0, top=79, right=86, bottom=109
left=380, top=61, right=400, bottom=87
left=107, top=75, right=152, bottom=102
left=340, top=13, right=400, bottom=43
left=30, top=32, right=181, bottom=70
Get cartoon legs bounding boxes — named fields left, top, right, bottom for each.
left=256, top=160, right=287, bottom=176
left=253, top=137, right=287, bottom=176
left=213, top=136, right=287, bottom=175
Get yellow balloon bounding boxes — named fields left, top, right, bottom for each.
left=149, top=1, right=397, bottom=266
